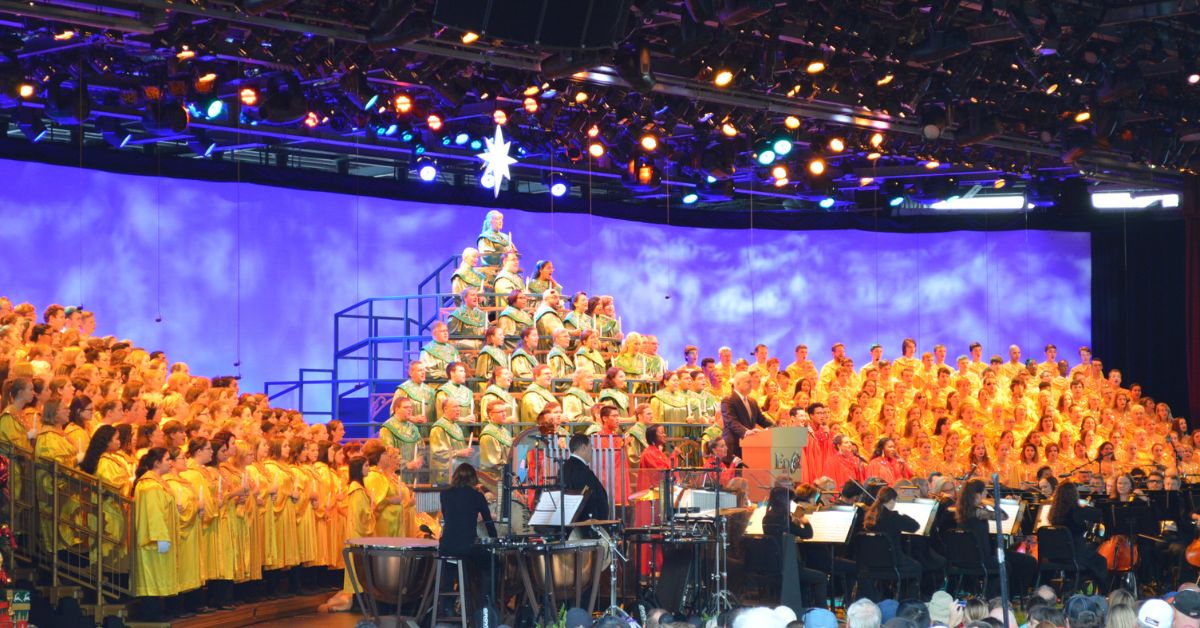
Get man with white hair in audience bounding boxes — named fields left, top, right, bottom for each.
left=848, top=598, right=883, bottom=628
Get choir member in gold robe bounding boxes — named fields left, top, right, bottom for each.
left=132, top=448, right=178, bottom=620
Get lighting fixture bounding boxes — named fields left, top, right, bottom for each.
left=772, top=136, right=794, bottom=157
left=818, top=197, right=836, bottom=209
left=828, top=137, right=845, bottom=153
left=721, top=122, right=738, bottom=137
left=713, top=69, right=734, bottom=87
left=461, top=31, right=479, bottom=44
left=773, top=177, right=789, bottom=187
left=427, top=114, right=443, bottom=131
left=240, top=88, right=258, bottom=106
left=204, top=98, right=226, bottom=119
left=770, top=165, right=788, bottom=180
left=587, top=125, right=600, bottom=138
left=1073, top=111, right=1091, bottom=123
left=869, top=132, right=884, bottom=148
left=493, top=110, right=507, bottom=125
left=454, top=132, right=469, bottom=145
left=640, top=133, right=659, bottom=152
left=1190, top=74, right=1200, bottom=85
left=547, top=172, right=569, bottom=197
left=807, top=157, right=826, bottom=176
left=176, top=47, right=195, bottom=60
left=574, top=91, right=589, bottom=103
left=867, top=151, right=881, bottom=160
left=304, top=111, right=320, bottom=128
left=523, top=85, right=540, bottom=96
left=924, top=160, right=941, bottom=169
left=415, top=156, right=438, bottom=182
left=16, top=109, right=47, bottom=143
left=876, top=73, right=895, bottom=86
left=784, top=116, right=801, bottom=130
left=1045, top=83, right=1059, bottom=95
left=523, top=97, right=538, bottom=113
left=17, top=83, right=34, bottom=99
left=682, top=192, right=699, bottom=204
left=859, top=177, right=874, bottom=186
left=394, top=94, right=412, bottom=113
left=806, top=61, right=826, bottom=74
left=588, top=142, right=606, bottom=158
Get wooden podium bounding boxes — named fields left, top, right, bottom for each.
left=741, top=427, right=809, bottom=501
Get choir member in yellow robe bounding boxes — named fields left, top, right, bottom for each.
left=598, top=367, right=632, bottom=418
left=342, top=457, right=375, bottom=594
left=222, top=441, right=255, bottom=583
left=436, top=362, right=476, bottom=422
left=430, top=397, right=472, bottom=484
left=533, top=289, right=566, bottom=351
left=180, top=438, right=220, bottom=589
left=0, top=377, right=35, bottom=503
left=396, top=361, right=437, bottom=424
left=479, top=367, right=518, bottom=426
left=379, top=396, right=425, bottom=480
left=519, top=365, right=557, bottom=423
left=546, top=328, right=575, bottom=382
left=289, top=437, right=319, bottom=568
left=64, top=397, right=92, bottom=462
left=650, top=371, right=690, bottom=423
left=165, top=447, right=203, bottom=602
left=363, top=441, right=414, bottom=537
left=314, top=441, right=345, bottom=568
left=491, top=253, right=525, bottom=309
left=132, top=448, right=178, bottom=620
left=510, top=327, right=540, bottom=386
left=264, top=438, right=300, bottom=573
left=246, top=438, right=272, bottom=582
left=496, top=291, right=533, bottom=345
left=562, top=368, right=596, bottom=423
left=475, top=326, right=511, bottom=387
left=79, top=425, right=130, bottom=566
left=35, top=398, right=78, bottom=553
left=479, top=400, right=513, bottom=482
left=625, top=403, right=654, bottom=468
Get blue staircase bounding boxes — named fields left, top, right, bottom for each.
left=264, top=254, right=464, bottom=437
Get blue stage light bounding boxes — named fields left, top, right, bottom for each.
left=415, top=157, right=438, bottom=182
left=547, top=172, right=569, bottom=197
left=889, top=195, right=905, bottom=207
left=819, top=197, right=835, bottom=209
left=454, top=132, right=469, bottom=145
left=772, top=137, right=793, bottom=157
left=206, top=99, right=225, bottom=119
left=682, top=192, right=699, bottom=204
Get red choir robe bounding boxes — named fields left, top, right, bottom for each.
left=827, top=451, right=865, bottom=489
left=635, top=444, right=671, bottom=574
left=864, top=455, right=913, bottom=485
left=802, top=426, right=838, bottom=483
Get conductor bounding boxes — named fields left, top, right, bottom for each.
left=560, top=433, right=610, bottom=522
left=721, top=371, right=773, bottom=458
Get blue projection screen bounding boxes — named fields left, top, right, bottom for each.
left=0, top=158, right=1091, bottom=399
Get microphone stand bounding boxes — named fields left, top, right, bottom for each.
left=992, top=473, right=1011, bottom=628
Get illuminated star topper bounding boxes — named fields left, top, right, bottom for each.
left=478, top=124, right=517, bottom=197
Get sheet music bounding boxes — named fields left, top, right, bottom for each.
left=745, top=502, right=797, bottom=535
left=986, top=499, right=1022, bottom=535
left=803, top=510, right=857, bottom=543
left=1036, top=503, right=1052, bottom=529
left=529, top=490, right=584, bottom=527
left=893, top=500, right=937, bottom=535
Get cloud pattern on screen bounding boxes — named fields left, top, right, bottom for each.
left=0, top=158, right=1091, bottom=405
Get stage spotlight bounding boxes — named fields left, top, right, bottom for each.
left=623, top=156, right=661, bottom=192
left=889, top=196, right=905, bottom=207
left=807, top=157, right=826, bottom=176
left=240, top=88, right=258, bottom=107
left=461, top=31, right=479, bottom=44
left=304, top=111, right=320, bottom=128
left=574, top=91, right=589, bottom=104
left=920, top=104, right=948, bottom=140
left=924, top=160, right=941, bottom=169
left=713, top=69, right=734, bottom=87
left=828, top=137, right=845, bottom=153
left=523, top=97, right=538, bottom=114
left=547, top=172, right=569, bottom=197
left=884, top=180, right=906, bottom=206
left=818, top=196, right=836, bottom=209
left=784, top=115, right=801, bottom=130
left=204, top=98, right=226, bottom=119
left=1190, top=74, right=1200, bottom=85
left=394, top=94, right=413, bottom=113
left=427, top=114, right=443, bottom=131
left=721, top=122, right=738, bottom=137
left=1073, top=111, right=1091, bottom=123
left=143, top=101, right=190, bottom=136
left=876, top=73, right=895, bottom=86
left=17, top=83, right=34, bottom=99
left=682, top=192, right=699, bottom=204
left=1045, top=83, right=1059, bottom=95
left=772, top=135, right=794, bottom=157
left=867, top=151, right=881, bottom=161
left=770, top=164, right=788, bottom=180
left=587, top=125, right=600, bottom=138
left=341, top=72, right=379, bottom=111
left=414, top=156, right=438, bottom=182
left=454, top=132, right=469, bottom=145
left=493, top=109, right=507, bottom=125
left=753, top=139, right=776, bottom=165
left=588, top=141, right=606, bottom=158
left=640, top=133, right=659, bottom=152
left=805, top=60, right=826, bottom=74
left=869, top=132, right=884, bottom=148
left=859, top=177, right=874, bottom=186
left=16, top=109, right=47, bottom=143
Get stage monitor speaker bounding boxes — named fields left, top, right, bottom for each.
left=432, top=0, right=632, bottom=50
left=656, top=546, right=697, bottom=616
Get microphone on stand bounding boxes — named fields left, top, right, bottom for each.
left=960, top=463, right=978, bottom=483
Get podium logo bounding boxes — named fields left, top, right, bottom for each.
left=774, top=452, right=802, bottom=473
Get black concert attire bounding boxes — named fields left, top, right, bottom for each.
left=1050, top=501, right=1109, bottom=586
left=958, top=508, right=1037, bottom=596
left=719, top=391, right=772, bottom=457
left=762, top=488, right=828, bottom=604
left=439, top=485, right=499, bottom=607
left=560, top=453, right=609, bottom=523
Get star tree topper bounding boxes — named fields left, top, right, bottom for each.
left=478, top=124, right=517, bottom=197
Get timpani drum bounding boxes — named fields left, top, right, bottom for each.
left=344, top=537, right=438, bottom=622
left=521, top=538, right=602, bottom=605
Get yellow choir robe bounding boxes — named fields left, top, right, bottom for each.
left=479, top=423, right=512, bottom=482
left=219, top=462, right=252, bottom=581
left=562, top=387, right=595, bottom=423
left=95, top=452, right=132, bottom=566
left=34, top=427, right=79, bottom=553
left=164, top=472, right=203, bottom=592
left=181, top=460, right=225, bottom=581
left=246, top=463, right=271, bottom=580
left=0, top=410, right=30, bottom=503
left=133, top=473, right=179, bottom=597
left=365, top=468, right=412, bottom=537
left=429, top=419, right=467, bottom=485
left=291, top=464, right=319, bottom=565
left=343, top=482, right=375, bottom=593
left=315, top=462, right=345, bottom=568
left=64, top=423, right=88, bottom=461
left=519, top=384, right=556, bottom=423
left=264, top=460, right=300, bottom=569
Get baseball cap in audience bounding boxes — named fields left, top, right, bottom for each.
left=803, top=608, right=839, bottom=628
left=1139, top=599, right=1175, bottom=628
left=564, top=607, right=591, bottom=628
left=928, top=592, right=954, bottom=626
left=1176, top=591, right=1200, bottom=619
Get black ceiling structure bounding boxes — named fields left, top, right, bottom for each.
left=0, top=0, right=1196, bottom=213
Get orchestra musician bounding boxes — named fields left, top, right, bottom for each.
left=955, top=479, right=1037, bottom=596
left=762, top=479, right=828, bottom=605
left=561, top=433, right=609, bottom=523
left=438, top=463, right=498, bottom=613
left=862, top=486, right=922, bottom=598
left=1048, top=480, right=1109, bottom=587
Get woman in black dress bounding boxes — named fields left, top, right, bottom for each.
left=439, top=463, right=499, bottom=612
left=862, top=486, right=922, bottom=598
left=955, top=478, right=1037, bottom=596
left=1048, top=480, right=1109, bottom=587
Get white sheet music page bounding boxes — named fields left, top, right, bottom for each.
left=529, top=491, right=584, bottom=526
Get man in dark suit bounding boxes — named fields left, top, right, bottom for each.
left=721, top=371, right=773, bottom=458
left=560, top=433, right=609, bottom=521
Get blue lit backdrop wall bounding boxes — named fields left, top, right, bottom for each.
left=0, top=158, right=1091, bottom=404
